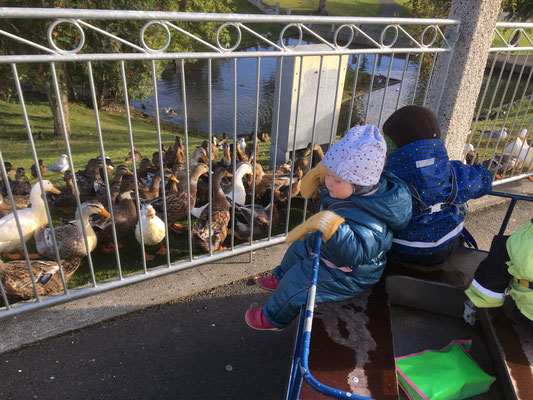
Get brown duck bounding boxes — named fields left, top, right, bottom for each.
left=10, top=167, right=32, bottom=196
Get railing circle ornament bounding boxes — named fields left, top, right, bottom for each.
left=280, top=23, right=303, bottom=50
left=47, top=19, right=85, bottom=54
left=507, top=28, right=522, bottom=47
left=333, top=24, right=354, bottom=49
left=420, top=25, right=438, bottom=48
left=216, top=22, right=241, bottom=52
left=140, top=21, right=171, bottom=53
left=380, top=24, right=399, bottom=48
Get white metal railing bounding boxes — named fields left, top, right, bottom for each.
left=467, top=22, right=533, bottom=185
left=0, top=8, right=459, bottom=317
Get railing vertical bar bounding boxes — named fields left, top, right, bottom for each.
left=48, top=62, right=98, bottom=287
left=364, top=54, right=378, bottom=124
left=269, top=56, right=284, bottom=236
left=119, top=60, right=147, bottom=272
left=476, top=53, right=510, bottom=161
left=377, top=53, right=395, bottom=128
left=285, top=56, right=304, bottom=235
left=231, top=59, right=238, bottom=250
left=302, top=56, right=324, bottom=222
left=0, top=149, right=40, bottom=302
left=87, top=61, right=124, bottom=277
left=421, top=52, right=437, bottom=107
left=346, top=54, right=360, bottom=131
left=207, top=59, right=213, bottom=257
left=513, top=117, right=533, bottom=177
left=150, top=60, right=171, bottom=268
left=411, top=53, right=423, bottom=104
left=395, top=53, right=410, bottom=111
left=249, top=57, right=261, bottom=257
left=11, top=63, right=67, bottom=296
left=179, top=60, right=193, bottom=261
left=506, top=51, right=532, bottom=136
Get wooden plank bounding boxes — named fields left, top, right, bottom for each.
left=299, top=279, right=398, bottom=399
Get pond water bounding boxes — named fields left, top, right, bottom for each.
left=130, top=38, right=423, bottom=137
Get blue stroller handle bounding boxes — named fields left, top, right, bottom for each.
left=297, top=232, right=375, bottom=400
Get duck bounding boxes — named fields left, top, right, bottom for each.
left=98, top=165, right=133, bottom=207
left=258, top=131, right=270, bottom=142
left=47, top=154, right=69, bottom=173
left=192, top=167, right=231, bottom=252
left=51, top=170, right=77, bottom=214
left=150, top=163, right=209, bottom=233
left=91, top=175, right=137, bottom=253
left=463, top=143, right=478, bottom=165
left=189, top=144, right=210, bottom=170
left=503, top=129, right=529, bottom=157
left=161, top=106, right=178, bottom=117
left=75, top=158, right=109, bottom=198
left=275, top=168, right=303, bottom=204
left=0, top=180, right=61, bottom=259
left=482, top=153, right=518, bottom=179
left=251, top=163, right=300, bottom=201
left=10, top=167, right=32, bottom=196
left=0, top=162, right=15, bottom=196
left=222, top=162, right=253, bottom=206
left=0, top=258, right=82, bottom=300
left=140, top=170, right=179, bottom=202
left=135, top=204, right=166, bottom=261
left=214, top=141, right=232, bottom=169
left=124, top=147, right=142, bottom=163
left=30, top=159, right=47, bottom=179
left=137, top=158, right=156, bottom=189
left=35, top=200, right=110, bottom=260
left=163, top=136, right=185, bottom=168
left=231, top=189, right=279, bottom=241
left=0, top=193, right=31, bottom=218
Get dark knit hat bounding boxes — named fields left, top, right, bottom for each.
left=382, top=105, right=441, bottom=149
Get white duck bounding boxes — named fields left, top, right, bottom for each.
left=135, top=204, right=166, bottom=260
left=0, top=181, right=60, bottom=258
left=47, top=154, right=69, bottom=173
left=503, top=129, right=528, bottom=157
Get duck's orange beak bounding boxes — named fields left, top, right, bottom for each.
left=99, top=208, right=111, bottom=218
left=170, top=175, right=179, bottom=183
left=49, top=186, right=61, bottom=195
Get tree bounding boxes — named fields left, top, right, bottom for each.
left=318, top=0, right=327, bottom=15
left=501, top=0, right=533, bottom=21
left=0, top=0, right=234, bottom=137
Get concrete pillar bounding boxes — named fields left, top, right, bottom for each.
left=426, top=0, right=502, bottom=160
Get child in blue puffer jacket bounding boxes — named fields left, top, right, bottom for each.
left=245, top=125, right=412, bottom=331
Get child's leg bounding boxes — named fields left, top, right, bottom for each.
left=272, top=240, right=308, bottom=282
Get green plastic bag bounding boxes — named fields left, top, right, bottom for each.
left=395, top=340, right=495, bottom=400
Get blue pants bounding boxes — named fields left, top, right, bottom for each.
left=263, top=240, right=377, bottom=328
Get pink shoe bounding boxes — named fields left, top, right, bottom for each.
left=245, top=307, right=282, bottom=331
left=256, top=274, right=279, bottom=292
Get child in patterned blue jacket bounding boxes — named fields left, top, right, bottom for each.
left=383, top=105, right=492, bottom=266
left=245, top=125, right=412, bottom=331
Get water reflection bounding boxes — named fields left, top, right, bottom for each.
left=131, top=38, right=421, bottom=136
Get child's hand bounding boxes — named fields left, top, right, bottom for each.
left=286, top=211, right=344, bottom=243
left=300, top=162, right=326, bottom=198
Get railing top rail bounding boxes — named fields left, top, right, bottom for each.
left=0, top=7, right=460, bottom=26
left=496, top=22, right=533, bottom=29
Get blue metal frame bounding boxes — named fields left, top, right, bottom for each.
left=286, top=233, right=375, bottom=400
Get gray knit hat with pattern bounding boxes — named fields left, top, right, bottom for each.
left=322, top=125, right=386, bottom=186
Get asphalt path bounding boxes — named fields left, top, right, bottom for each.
left=0, top=199, right=531, bottom=400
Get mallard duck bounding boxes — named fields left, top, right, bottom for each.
left=91, top=175, right=137, bottom=253
left=189, top=144, right=210, bottom=170
left=97, top=165, right=133, bottom=206
left=258, top=131, right=270, bottom=142
left=150, top=163, right=209, bottom=233
left=482, top=153, right=518, bottom=179
left=0, top=180, right=61, bottom=258
left=192, top=167, right=231, bottom=252
left=214, top=141, right=232, bottom=169
left=0, top=193, right=31, bottom=218
left=135, top=204, right=166, bottom=261
left=30, top=159, right=47, bottom=179
left=10, top=167, right=31, bottom=196
left=0, top=162, right=15, bottom=197
left=275, top=168, right=303, bottom=204
left=252, top=163, right=300, bottom=201
left=35, top=200, right=110, bottom=259
left=51, top=170, right=77, bottom=214
left=75, top=158, right=111, bottom=198
left=124, top=147, right=142, bottom=163
left=140, top=170, right=179, bottom=202
left=231, top=189, right=279, bottom=241
left=0, top=258, right=82, bottom=300
left=163, top=136, right=185, bottom=168
left=47, top=154, right=69, bottom=173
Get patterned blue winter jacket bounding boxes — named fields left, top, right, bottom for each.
left=385, top=139, right=492, bottom=256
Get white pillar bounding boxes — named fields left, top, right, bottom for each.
left=426, top=0, right=502, bottom=160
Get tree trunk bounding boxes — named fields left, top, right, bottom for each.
left=44, top=64, right=70, bottom=138
left=318, top=0, right=327, bottom=14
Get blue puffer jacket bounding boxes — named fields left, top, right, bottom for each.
left=385, top=139, right=492, bottom=256
left=263, top=171, right=412, bottom=328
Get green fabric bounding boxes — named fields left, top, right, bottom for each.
left=396, top=341, right=494, bottom=400
left=465, top=284, right=505, bottom=308
left=507, top=220, right=533, bottom=321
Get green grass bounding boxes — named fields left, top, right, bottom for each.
left=0, top=98, right=306, bottom=294
left=260, top=0, right=382, bottom=16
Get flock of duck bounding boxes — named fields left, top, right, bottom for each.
left=0, top=134, right=324, bottom=300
